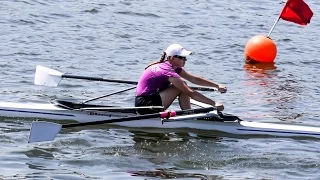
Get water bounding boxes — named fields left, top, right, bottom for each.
left=0, top=0, right=320, bottom=179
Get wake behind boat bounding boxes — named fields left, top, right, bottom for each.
left=9, top=65, right=320, bottom=142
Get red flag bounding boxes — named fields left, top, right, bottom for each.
left=279, top=0, right=313, bottom=25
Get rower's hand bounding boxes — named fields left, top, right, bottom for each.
left=215, top=102, right=224, bottom=111
left=218, top=85, right=227, bottom=93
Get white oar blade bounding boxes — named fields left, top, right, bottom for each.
left=34, top=65, right=63, bottom=87
left=28, top=121, right=62, bottom=143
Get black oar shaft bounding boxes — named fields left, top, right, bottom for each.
left=82, top=87, right=136, bottom=104
left=62, top=107, right=215, bottom=128
left=62, top=74, right=216, bottom=91
left=62, top=74, right=137, bottom=85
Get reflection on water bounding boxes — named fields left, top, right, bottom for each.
left=243, top=62, right=277, bottom=85
left=242, top=62, right=278, bottom=120
left=244, top=62, right=277, bottom=71
left=243, top=62, right=302, bottom=122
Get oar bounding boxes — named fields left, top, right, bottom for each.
left=79, top=106, right=164, bottom=111
left=28, top=107, right=215, bottom=143
left=81, top=86, right=136, bottom=104
left=34, top=65, right=217, bottom=91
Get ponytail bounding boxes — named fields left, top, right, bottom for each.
left=145, top=52, right=167, bottom=70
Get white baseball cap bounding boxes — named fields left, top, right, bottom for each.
left=165, top=44, right=192, bottom=57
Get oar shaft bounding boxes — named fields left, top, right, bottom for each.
left=62, top=74, right=137, bottom=85
left=62, top=74, right=216, bottom=91
left=82, top=86, right=136, bottom=104
left=62, top=107, right=215, bottom=128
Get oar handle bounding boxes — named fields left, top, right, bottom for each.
left=62, top=74, right=216, bottom=91
left=62, top=107, right=215, bottom=128
left=193, top=86, right=216, bottom=91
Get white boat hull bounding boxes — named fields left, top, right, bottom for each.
left=0, top=102, right=131, bottom=122
left=116, top=119, right=320, bottom=139
left=1, top=101, right=320, bottom=139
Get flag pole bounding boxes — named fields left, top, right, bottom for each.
left=267, top=0, right=289, bottom=38
left=267, top=17, right=280, bottom=38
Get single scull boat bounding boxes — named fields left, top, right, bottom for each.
left=6, top=65, right=320, bottom=142
left=1, top=98, right=320, bottom=141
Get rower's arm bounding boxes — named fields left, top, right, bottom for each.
left=168, top=77, right=216, bottom=106
left=179, top=69, right=227, bottom=93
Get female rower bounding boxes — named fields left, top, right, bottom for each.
left=135, top=43, right=227, bottom=114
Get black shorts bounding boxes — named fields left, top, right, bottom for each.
left=135, top=93, right=163, bottom=115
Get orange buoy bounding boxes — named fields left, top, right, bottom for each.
left=244, top=35, right=277, bottom=63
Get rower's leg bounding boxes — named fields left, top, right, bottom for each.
left=159, top=86, right=180, bottom=109
left=177, top=81, right=191, bottom=109
left=159, top=86, right=191, bottom=110
left=178, top=92, right=191, bottom=110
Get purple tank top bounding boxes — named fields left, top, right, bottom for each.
left=136, top=61, right=182, bottom=96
